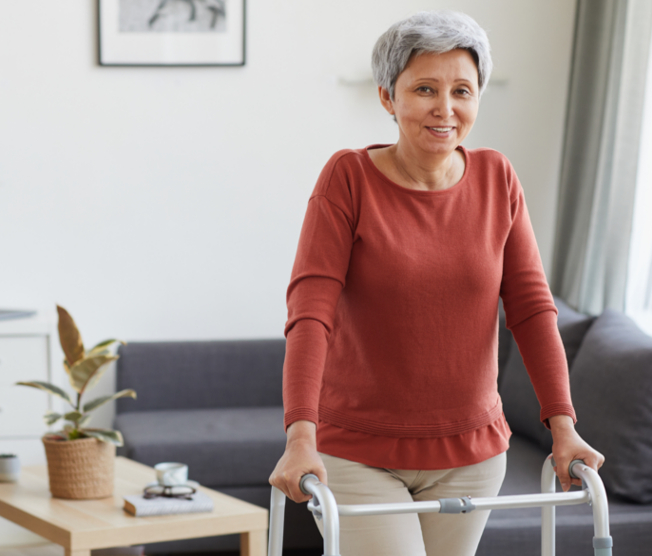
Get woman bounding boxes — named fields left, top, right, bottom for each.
left=270, top=10, right=604, bottom=556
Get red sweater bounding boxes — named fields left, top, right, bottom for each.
left=283, top=145, right=576, bottom=469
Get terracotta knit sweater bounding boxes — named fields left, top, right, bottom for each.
left=283, top=145, right=576, bottom=470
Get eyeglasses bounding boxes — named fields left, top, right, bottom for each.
left=142, top=484, right=197, bottom=500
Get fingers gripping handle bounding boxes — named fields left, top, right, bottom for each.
left=550, top=457, right=586, bottom=479
left=569, top=459, right=587, bottom=480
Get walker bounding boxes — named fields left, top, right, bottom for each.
left=268, top=455, right=612, bottom=556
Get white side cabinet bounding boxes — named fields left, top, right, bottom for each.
left=0, top=314, right=54, bottom=465
left=0, top=313, right=55, bottom=547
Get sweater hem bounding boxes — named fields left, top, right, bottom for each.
left=318, top=401, right=503, bottom=438
left=316, top=413, right=511, bottom=469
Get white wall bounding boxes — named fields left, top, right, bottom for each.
left=0, top=0, right=576, bottom=345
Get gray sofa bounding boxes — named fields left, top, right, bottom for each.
left=115, top=298, right=652, bottom=555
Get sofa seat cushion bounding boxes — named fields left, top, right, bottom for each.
left=116, top=406, right=286, bottom=488
left=570, top=309, right=652, bottom=504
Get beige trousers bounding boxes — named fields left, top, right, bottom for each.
left=314, top=451, right=507, bottom=556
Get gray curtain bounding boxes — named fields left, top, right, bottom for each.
left=552, top=0, right=652, bottom=315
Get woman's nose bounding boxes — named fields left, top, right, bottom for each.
left=433, top=95, right=453, bottom=118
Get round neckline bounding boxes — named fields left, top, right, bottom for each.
left=363, top=144, right=470, bottom=196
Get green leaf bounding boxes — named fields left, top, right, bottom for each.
left=81, top=428, right=123, bottom=446
left=16, top=381, right=73, bottom=405
left=68, top=354, right=118, bottom=393
left=67, top=428, right=83, bottom=440
left=83, top=389, right=137, bottom=413
left=43, top=410, right=62, bottom=426
left=63, top=359, right=72, bottom=382
left=78, top=413, right=92, bottom=427
left=63, top=411, right=83, bottom=422
left=57, top=305, right=85, bottom=367
left=87, top=339, right=125, bottom=356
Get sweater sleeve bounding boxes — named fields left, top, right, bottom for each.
left=283, top=158, right=355, bottom=432
left=500, top=163, right=576, bottom=427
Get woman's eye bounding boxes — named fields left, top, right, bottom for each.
left=456, top=88, right=470, bottom=96
left=417, top=86, right=433, bottom=93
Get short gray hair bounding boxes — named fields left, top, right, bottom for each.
left=372, top=11, right=492, bottom=100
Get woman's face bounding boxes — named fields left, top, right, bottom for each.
left=381, top=49, right=480, bottom=158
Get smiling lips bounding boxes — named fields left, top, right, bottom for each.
left=428, top=126, right=454, bottom=133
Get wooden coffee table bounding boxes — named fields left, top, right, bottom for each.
left=0, top=457, right=268, bottom=556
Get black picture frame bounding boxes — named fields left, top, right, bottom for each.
left=98, top=0, right=246, bottom=67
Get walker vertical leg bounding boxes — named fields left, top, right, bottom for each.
left=301, top=474, right=341, bottom=556
left=541, top=455, right=557, bottom=556
left=268, top=487, right=286, bottom=556
left=568, top=461, right=613, bottom=556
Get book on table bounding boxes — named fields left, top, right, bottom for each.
left=123, top=491, right=214, bottom=517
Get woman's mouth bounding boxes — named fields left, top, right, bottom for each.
left=427, top=126, right=455, bottom=137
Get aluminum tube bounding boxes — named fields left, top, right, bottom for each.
left=470, top=491, right=589, bottom=511
left=569, top=463, right=611, bottom=539
left=338, top=499, right=443, bottom=517
left=337, top=491, right=587, bottom=517
left=541, top=455, right=557, bottom=556
left=301, top=475, right=341, bottom=556
left=268, top=487, right=286, bottom=556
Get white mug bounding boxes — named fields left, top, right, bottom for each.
left=0, top=455, right=20, bottom=483
left=154, top=462, right=188, bottom=486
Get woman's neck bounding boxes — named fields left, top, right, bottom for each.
left=385, top=142, right=464, bottom=191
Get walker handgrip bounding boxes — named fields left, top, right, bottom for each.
left=300, top=473, right=320, bottom=495
left=569, top=459, right=587, bottom=480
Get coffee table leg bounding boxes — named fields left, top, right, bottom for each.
left=241, top=529, right=267, bottom=556
left=65, top=549, right=91, bottom=556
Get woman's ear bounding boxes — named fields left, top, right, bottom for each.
left=378, top=86, right=395, bottom=116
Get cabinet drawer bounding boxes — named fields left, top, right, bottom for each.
left=0, top=336, right=50, bottom=437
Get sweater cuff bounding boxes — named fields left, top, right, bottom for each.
left=284, top=408, right=319, bottom=433
left=540, top=403, right=577, bottom=430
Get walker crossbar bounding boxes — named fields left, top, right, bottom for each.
left=268, top=455, right=612, bottom=556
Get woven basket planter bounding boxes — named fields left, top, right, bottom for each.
left=42, top=437, right=115, bottom=499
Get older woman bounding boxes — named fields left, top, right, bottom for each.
left=270, top=10, right=604, bottom=556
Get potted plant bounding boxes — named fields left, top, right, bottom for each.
left=16, top=305, right=136, bottom=499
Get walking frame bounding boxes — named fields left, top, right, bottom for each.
left=268, top=455, right=612, bottom=556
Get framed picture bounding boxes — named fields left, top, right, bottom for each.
left=99, top=0, right=245, bottom=66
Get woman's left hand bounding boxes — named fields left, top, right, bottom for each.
left=549, top=415, right=605, bottom=492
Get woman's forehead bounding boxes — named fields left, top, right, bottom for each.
left=403, top=49, right=478, bottom=79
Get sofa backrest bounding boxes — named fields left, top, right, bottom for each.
left=116, top=339, right=285, bottom=413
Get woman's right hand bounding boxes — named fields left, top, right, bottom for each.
left=269, top=420, right=327, bottom=503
